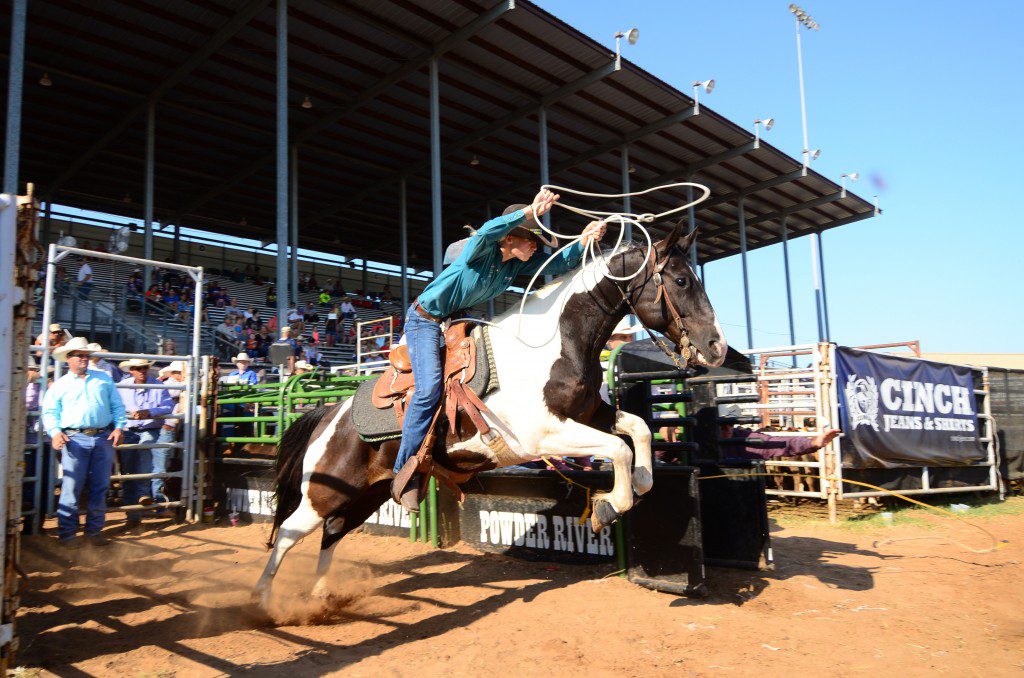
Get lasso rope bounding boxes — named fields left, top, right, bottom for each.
left=451, top=182, right=711, bottom=349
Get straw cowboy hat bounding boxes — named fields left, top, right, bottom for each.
left=52, top=337, right=96, bottom=362
left=158, top=361, right=186, bottom=376
left=232, top=352, right=252, bottom=363
left=293, top=360, right=314, bottom=371
left=49, top=323, right=62, bottom=332
left=610, top=317, right=644, bottom=338
left=86, top=342, right=104, bottom=353
left=119, top=357, right=154, bottom=371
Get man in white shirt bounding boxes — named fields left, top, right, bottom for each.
left=339, top=298, right=356, bottom=319
left=77, top=260, right=94, bottom=300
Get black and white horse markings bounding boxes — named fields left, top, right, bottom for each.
left=253, top=222, right=726, bottom=608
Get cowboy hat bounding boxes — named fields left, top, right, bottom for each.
left=610, top=317, right=644, bottom=337
left=48, top=323, right=62, bottom=332
left=718, top=404, right=745, bottom=420
left=158, top=360, right=186, bottom=376
left=502, top=203, right=558, bottom=248
left=294, top=360, right=314, bottom=371
left=119, top=357, right=154, bottom=371
left=52, top=337, right=96, bottom=362
left=86, top=342, right=104, bottom=353
left=232, top=352, right=252, bottom=363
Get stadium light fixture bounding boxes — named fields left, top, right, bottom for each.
left=754, top=118, right=774, bottom=146
left=39, top=72, right=52, bottom=87
left=841, top=171, right=859, bottom=195
left=692, top=79, right=715, bottom=114
left=614, top=28, right=639, bottom=61
left=470, top=154, right=480, bottom=166
left=301, top=95, right=313, bottom=109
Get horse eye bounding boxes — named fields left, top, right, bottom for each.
left=675, top=277, right=689, bottom=288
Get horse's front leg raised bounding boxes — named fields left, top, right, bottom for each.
left=612, top=410, right=653, bottom=496
left=536, top=419, right=634, bottom=532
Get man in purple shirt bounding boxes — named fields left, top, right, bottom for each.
left=118, top=358, right=174, bottom=526
left=718, top=405, right=840, bottom=461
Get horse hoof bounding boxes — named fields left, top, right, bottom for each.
left=590, top=499, right=621, bottom=532
left=310, top=584, right=332, bottom=602
left=250, top=589, right=270, bottom=609
left=632, top=467, right=653, bottom=495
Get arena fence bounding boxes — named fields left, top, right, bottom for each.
left=740, top=343, right=1002, bottom=519
left=30, top=246, right=205, bottom=524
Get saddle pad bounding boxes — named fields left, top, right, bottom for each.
left=351, top=325, right=499, bottom=443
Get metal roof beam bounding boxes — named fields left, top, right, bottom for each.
left=702, top=209, right=877, bottom=264
left=304, top=58, right=620, bottom=227
left=744, top=192, right=844, bottom=228
left=44, top=0, right=273, bottom=197
left=171, top=0, right=515, bottom=223
left=701, top=169, right=807, bottom=210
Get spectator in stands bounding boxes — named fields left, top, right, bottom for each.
left=302, top=301, right=319, bottom=323
left=339, top=297, right=356, bottom=319
left=164, top=287, right=180, bottom=313
left=324, top=308, right=339, bottom=347
left=55, top=264, right=70, bottom=296
left=293, top=360, right=314, bottom=375
left=243, top=306, right=255, bottom=328
left=266, top=286, right=277, bottom=306
left=231, top=267, right=245, bottom=283
left=331, top=277, right=344, bottom=296
left=256, top=327, right=272, bottom=358
left=381, top=285, right=394, bottom=302
left=118, top=358, right=174, bottom=527
left=145, top=284, right=162, bottom=308
left=244, top=263, right=254, bottom=279
left=216, top=317, right=235, bottom=344
left=298, top=272, right=310, bottom=292
left=303, top=339, right=322, bottom=366
left=161, top=338, right=176, bottom=356
left=266, top=314, right=278, bottom=334
left=308, top=272, right=319, bottom=289
left=35, top=322, right=69, bottom=348
left=275, top=327, right=298, bottom=374
left=318, top=289, right=332, bottom=306
left=87, top=342, right=124, bottom=382
left=250, top=307, right=261, bottom=328
left=77, top=259, right=94, bottom=300
left=42, top=338, right=126, bottom=546
left=126, top=272, right=143, bottom=308
left=224, top=297, right=242, bottom=318
left=228, top=352, right=260, bottom=386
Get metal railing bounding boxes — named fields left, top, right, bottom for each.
left=32, top=245, right=206, bottom=526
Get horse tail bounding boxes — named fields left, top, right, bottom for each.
left=266, top=403, right=337, bottom=548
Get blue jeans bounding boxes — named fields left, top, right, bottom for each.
left=393, top=306, right=445, bottom=474
left=153, top=427, right=177, bottom=503
left=57, top=432, right=115, bottom=540
left=77, top=282, right=92, bottom=300
left=121, top=428, right=157, bottom=510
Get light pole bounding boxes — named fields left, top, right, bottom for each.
left=789, top=4, right=819, bottom=168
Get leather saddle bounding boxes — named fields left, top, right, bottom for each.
left=373, top=321, right=518, bottom=501
left=371, top=321, right=478, bottom=425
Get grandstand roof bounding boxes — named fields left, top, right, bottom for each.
left=2, top=0, right=878, bottom=268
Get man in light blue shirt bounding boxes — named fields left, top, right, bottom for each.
left=118, top=358, right=174, bottom=525
left=392, top=189, right=605, bottom=509
left=41, top=337, right=126, bottom=545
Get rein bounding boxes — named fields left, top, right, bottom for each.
left=619, top=247, right=693, bottom=372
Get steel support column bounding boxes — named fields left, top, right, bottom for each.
left=429, top=56, right=443, bottom=276
left=290, top=146, right=299, bottom=308
left=539, top=107, right=551, bottom=281
left=143, top=102, right=155, bottom=291
left=399, top=177, right=409, bottom=313
left=173, top=223, right=180, bottom=260
left=3, top=0, right=26, bottom=195
left=620, top=147, right=632, bottom=242
left=810, top=232, right=824, bottom=342
left=275, top=0, right=289, bottom=329
left=781, top=217, right=797, bottom=367
left=687, top=182, right=697, bottom=269
left=817, top=231, right=831, bottom=341
left=485, top=202, right=495, bottom=319
left=738, top=196, right=753, bottom=349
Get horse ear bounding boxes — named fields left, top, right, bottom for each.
left=655, top=220, right=687, bottom=260
left=678, top=225, right=699, bottom=254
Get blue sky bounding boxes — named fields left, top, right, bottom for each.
left=547, top=0, right=1023, bottom=353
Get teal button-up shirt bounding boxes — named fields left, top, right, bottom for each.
left=417, top=210, right=585, bottom=318
left=42, top=369, right=127, bottom=437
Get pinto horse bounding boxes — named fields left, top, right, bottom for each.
left=253, top=222, right=726, bottom=607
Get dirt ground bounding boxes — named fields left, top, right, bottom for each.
left=14, top=500, right=1024, bottom=677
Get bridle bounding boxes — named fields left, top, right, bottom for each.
left=619, top=246, right=695, bottom=371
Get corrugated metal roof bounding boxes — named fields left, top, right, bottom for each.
left=1, top=0, right=876, bottom=269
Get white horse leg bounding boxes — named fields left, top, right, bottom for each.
left=310, top=541, right=339, bottom=601
left=537, top=419, right=634, bottom=526
left=253, top=499, right=323, bottom=608
left=612, top=410, right=654, bottom=495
